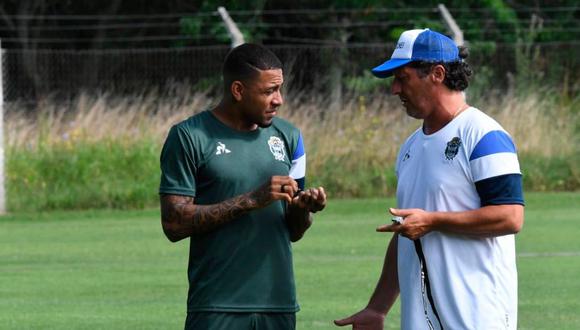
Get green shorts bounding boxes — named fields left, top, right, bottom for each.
left=184, top=312, right=296, bottom=330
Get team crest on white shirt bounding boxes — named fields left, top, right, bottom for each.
left=402, top=149, right=411, bottom=162
left=445, top=137, right=462, bottom=160
left=268, top=136, right=286, bottom=161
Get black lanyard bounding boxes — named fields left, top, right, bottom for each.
left=413, top=239, right=444, bottom=330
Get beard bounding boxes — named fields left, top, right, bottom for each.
left=257, top=122, right=273, bottom=128
left=239, top=103, right=277, bottom=129
left=254, top=111, right=276, bottom=128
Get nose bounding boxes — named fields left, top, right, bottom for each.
left=391, top=79, right=401, bottom=95
left=272, top=90, right=283, bottom=106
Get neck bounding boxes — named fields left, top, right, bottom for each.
left=422, top=91, right=467, bottom=135
left=212, top=100, right=258, bottom=131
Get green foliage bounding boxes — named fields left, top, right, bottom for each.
left=180, top=16, right=203, bottom=37
left=5, top=85, right=578, bottom=212
left=389, top=26, right=407, bottom=41
left=177, top=14, right=230, bottom=46
left=1, top=0, right=578, bottom=50
left=9, top=137, right=577, bottom=212
left=7, top=140, right=160, bottom=212
left=520, top=154, right=580, bottom=192
left=308, top=156, right=398, bottom=198
left=464, top=65, right=496, bottom=100
left=193, top=76, right=222, bottom=93
left=306, top=153, right=580, bottom=199
left=344, top=70, right=385, bottom=94
left=483, top=0, right=520, bottom=42
left=6, top=120, right=579, bottom=212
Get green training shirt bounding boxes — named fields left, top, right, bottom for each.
left=159, top=110, right=305, bottom=313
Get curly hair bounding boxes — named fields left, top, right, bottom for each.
left=408, top=46, right=473, bottom=91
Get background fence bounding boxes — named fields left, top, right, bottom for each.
left=1, top=41, right=579, bottom=105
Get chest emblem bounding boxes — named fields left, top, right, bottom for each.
left=402, top=149, right=411, bottom=162
left=445, top=137, right=462, bottom=160
left=268, top=136, right=286, bottom=161
left=215, top=142, right=231, bottom=155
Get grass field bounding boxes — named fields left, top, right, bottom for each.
left=1, top=192, right=579, bottom=329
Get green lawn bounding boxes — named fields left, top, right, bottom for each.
left=1, top=192, right=579, bottom=329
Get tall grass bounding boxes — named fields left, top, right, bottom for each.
left=5, top=88, right=579, bottom=212
left=284, top=90, right=579, bottom=195
left=6, top=90, right=205, bottom=211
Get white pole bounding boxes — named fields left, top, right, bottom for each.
left=438, top=4, right=464, bottom=46
left=217, top=6, right=245, bottom=48
left=0, top=39, right=5, bottom=214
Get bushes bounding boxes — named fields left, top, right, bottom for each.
left=7, top=140, right=160, bottom=211
left=307, top=155, right=397, bottom=198
left=4, top=89, right=578, bottom=211
left=8, top=139, right=575, bottom=212
left=520, top=154, right=580, bottom=192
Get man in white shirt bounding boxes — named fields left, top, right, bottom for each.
left=334, top=29, right=524, bottom=330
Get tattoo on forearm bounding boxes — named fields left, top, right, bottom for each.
left=161, top=192, right=260, bottom=238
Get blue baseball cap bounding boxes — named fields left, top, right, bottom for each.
left=371, top=28, right=460, bottom=78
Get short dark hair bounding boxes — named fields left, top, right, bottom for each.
left=222, top=43, right=282, bottom=88
left=408, top=46, right=473, bottom=91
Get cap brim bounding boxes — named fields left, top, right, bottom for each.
left=371, top=58, right=413, bottom=78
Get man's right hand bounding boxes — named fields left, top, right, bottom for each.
left=250, top=176, right=299, bottom=207
left=334, top=308, right=385, bottom=329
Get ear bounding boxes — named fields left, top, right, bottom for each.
left=230, top=81, right=244, bottom=102
left=430, top=65, right=446, bottom=84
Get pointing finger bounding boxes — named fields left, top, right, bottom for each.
left=377, top=223, right=398, bottom=232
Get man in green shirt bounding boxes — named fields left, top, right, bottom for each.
left=159, top=43, right=326, bottom=330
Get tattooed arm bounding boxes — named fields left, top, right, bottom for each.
left=161, top=193, right=257, bottom=242
left=160, top=176, right=298, bottom=242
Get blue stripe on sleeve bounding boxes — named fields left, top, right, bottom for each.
left=292, top=133, right=305, bottom=161
left=469, top=130, right=516, bottom=161
left=475, top=174, right=524, bottom=206
left=296, top=177, right=305, bottom=191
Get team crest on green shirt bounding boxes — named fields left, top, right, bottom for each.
left=445, top=137, right=462, bottom=160
left=268, top=136, right=286, bottom=161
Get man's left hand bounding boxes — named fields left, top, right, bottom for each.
left=291, top=187, right=326, bottom=213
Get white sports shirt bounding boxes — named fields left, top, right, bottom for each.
left=395, top=107, right=522, bottom=330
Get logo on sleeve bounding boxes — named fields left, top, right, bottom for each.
left=268, top=136, right=286, bottom=161
left=445, top=137, right=462, bottom=160
left=216, top=142, right=231, bottom=155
